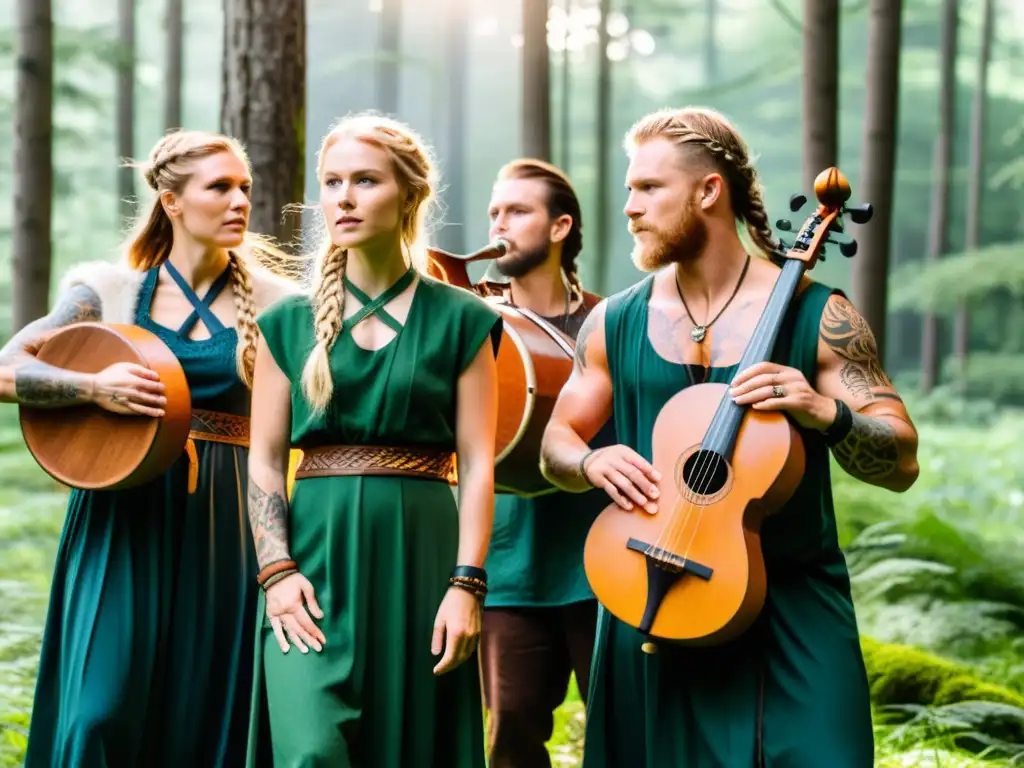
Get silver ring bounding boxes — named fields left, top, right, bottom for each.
left=772, top=385, right=785, bottom=398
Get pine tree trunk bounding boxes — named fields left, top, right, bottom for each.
left=801, top=0, right=839, bottom=193
left=851, top=0, right=904, bottom=363
left=521, top=0, right=550, bottom=160
left=165, top=0, right=183, bottom=130
left=920, top=0, right=958, bottom=393
left=441, top=0, right=468, bottom=253
left=594, top=0, right=612, bottom=294
left=220, top=0, right=306, bottom=249
left=377, top=0, right=401, bottom=114
left=953, top=0, right=994, bottom=385
left=117, top=0, right=135, bottom=226
left=12, top=0, right=54, bottom=330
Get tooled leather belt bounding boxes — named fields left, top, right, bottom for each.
left=294, top=444, right=457, bottom=484
left=184, top=409, right=250, bottom=493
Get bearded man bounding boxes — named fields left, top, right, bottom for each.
left=538, top=107, right=919, bottom=767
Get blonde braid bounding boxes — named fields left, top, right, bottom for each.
left=300, top=245, right=348, bottom=414
left=227, top=251, right=259, bottom=387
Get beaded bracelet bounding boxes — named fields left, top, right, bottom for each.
left=262, top=569, right=298, bottom=591
left=257, top=558, right=298, bottom=586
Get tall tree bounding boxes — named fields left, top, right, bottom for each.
left=594, top=0, right=612, bottom=292
left=117, top=0, right=136, bottom=225
left=221, top=0, right=306, bottom=248
left=165, top=0, right=183, bottom=130
left=441, top=0, right=468, bottom=253
left=377, top=0, right=401, bottom=114
left=920, top=0, right=958, bottom=392
left=801, top=0, right=839, bottom=193
left=12, top=0, right=54, bottom=329
left=852, top=0, right=903, bottom=361
left=953, top=0, right=995, bottom=381
left=522, top=0, right=551, bottom=160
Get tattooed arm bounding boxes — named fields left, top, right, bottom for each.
left=247, top=335, right=294, bottom=570
left=815, top=294, right=920, bottom=493
left=248, top=334, right=326, bottom=653
left=0, top=285, right=103, bottom=407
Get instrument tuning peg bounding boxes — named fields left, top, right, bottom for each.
left=830, top=219, right=845, bottom=233
left=846, top=203, right=873, bottom=225
left=840, top=239, right=858, bottom=258
left=789, top=193, right=807, bottom=212
left=775, top=219, right=792, bottom=232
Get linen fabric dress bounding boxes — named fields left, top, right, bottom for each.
left=581, top=275, right=874, bottom=768
left=26, top=265, right=266, bottom=767
left=247, top=273, right=502, bottom=768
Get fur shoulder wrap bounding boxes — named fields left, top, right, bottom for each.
left=58, top=260, right=148, bottom=325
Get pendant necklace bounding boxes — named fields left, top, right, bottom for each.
left=675, top=254, right=751, bottom=344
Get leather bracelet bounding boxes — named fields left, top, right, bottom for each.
left=579, top=449, right=598, bottom=488
left=262, top=568, right=298, bottom=591
left=822, top=398, right=853, bottom=446
left=256, top=558, right=298, bottom=585
left=451, top=564, right=487, bottom=583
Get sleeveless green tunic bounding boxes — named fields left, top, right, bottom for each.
left=26, top=265, right=266, bottom=767
left=247, top=274, right=502, bottom=768
left=582, top=274, right=873, bottom=767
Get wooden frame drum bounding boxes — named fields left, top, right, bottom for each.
left=19, top=323, right=192, bottom=491
left=490, top=304, right=575, bottom=497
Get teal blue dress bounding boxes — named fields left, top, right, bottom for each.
left=581, top=275, right=874, bottom=767
left=25, top=264, right=269, bottom=767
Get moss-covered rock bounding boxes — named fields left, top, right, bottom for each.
left=861, top=636, right=1024, bottom=708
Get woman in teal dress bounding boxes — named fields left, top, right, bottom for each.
left=245, top=113, right=501, bottom=767
left=0, top=130, right=297, bottom=766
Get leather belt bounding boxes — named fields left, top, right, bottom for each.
left=185, top=409, right=250, bottom=493
left=295, top=444, right=457, bottom=484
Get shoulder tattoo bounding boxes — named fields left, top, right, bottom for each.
left=819, top=295, right=893, bottom=400
left=574, top=307, right=601, bottom=371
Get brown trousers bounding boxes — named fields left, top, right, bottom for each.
left=480, top=600, right=598, bottom=768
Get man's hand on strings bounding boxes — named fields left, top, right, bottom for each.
left=729, top=362, right=836, bottom=431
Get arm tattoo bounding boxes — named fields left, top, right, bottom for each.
left=247, top=479, right=292, bottom=569
left=819, top=296, right=893, bottom=401
left=2, top=285, right=103, bottom=408
left=573, top=309, right=600, bottom=371
left=831, top=412, right=899, bottom=482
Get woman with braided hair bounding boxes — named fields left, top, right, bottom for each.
left=1, top=129, right=300, bottom=766
left=245, top=112, right=501, bottom=766
left=539, top=106, right=914, bottom=765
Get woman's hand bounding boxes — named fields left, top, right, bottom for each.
left=431, top=586, right=482, bottom=675
left=265, top=572, right=326, bottom=654
left=90, top=362, right=167, bottom=417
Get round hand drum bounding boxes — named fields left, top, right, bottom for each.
left=19, top=323, right=192, bottom=490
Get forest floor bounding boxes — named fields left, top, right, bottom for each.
left=3, top=396, right=1024, bottom=766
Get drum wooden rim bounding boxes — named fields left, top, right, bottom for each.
left=495, top=320, right=536, bottom=464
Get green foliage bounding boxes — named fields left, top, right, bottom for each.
left=889, top=243, right=1024, bottom=312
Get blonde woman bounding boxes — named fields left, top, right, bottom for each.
left=0, top=130, right=298, bottom=766
left=246, top=113, right=500, bottom=766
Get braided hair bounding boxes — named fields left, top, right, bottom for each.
left=496, top=158, right=586, bottom=300
left=623, top=107, right=777, bottom=257
left=300, top=113, right=438, bottom=415
left=122, top=129, right=283, bottom=387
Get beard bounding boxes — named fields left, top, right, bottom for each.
left=630, top=200, right=708, bottom=272
left=495, top=242, right=550, bottom=278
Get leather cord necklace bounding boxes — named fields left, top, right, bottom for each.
left=675, top=253, right=751, bottom=344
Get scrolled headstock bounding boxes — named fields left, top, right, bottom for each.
left=770, top=167, right=873, bottom=269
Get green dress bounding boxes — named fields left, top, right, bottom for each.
left=26, top=265, right=268, bottom=767
left=248, top=272, right=502, bottom=768
left=581, top=275, right=874, bottom=767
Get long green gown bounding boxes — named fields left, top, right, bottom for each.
left=581, top=275, right=874, bottom=767
left=247, top=271, right=502, bottom=768
left=26, top=264, right=268, bottom=767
